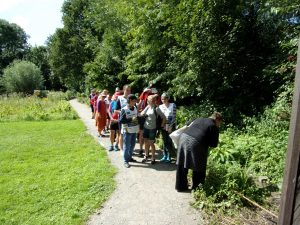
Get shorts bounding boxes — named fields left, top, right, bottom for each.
left=143, top=128, right=157, bottom=141
left=138, top=116, right=146, bottom=130
left=110, top=122, right=119, bottom=131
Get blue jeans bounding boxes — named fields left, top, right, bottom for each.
left=123, top=132, right=137, bottom=163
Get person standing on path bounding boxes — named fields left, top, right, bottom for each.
left=159, top=93, right=177, bottom=162
left=115, top=85, right=131, bottom=152
left=108, top=94, right=120, bottom=151
left=119, top=94, right=139, bottom=168
left=91, top=91, right=99, bottom=121
left=175, top=112, right=223, bottom=192
left=96, top=92, right=108, bottom=137
left=140, top=95, right=166, bottom=164
left=89, top=89, right=96, bottom=119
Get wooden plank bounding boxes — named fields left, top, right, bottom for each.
left=278, top=38, right=300, bottom=225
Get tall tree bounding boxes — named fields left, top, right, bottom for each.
left=48, top=0, right=92, bottom=91
left=0, top=19, right=29, bottom=73
left=25, top=46, right=55, bottom=90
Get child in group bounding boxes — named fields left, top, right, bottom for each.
left=119, top=94, right=139, bottom=168
left=108, top=94, right=120, bottom=151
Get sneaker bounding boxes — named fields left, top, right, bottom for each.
left=129, top=158, right=137, bottom=162
left=114, top=145, right=120, bottom=151
left=160, top=155, right=167, bottom=162
left=142, top=156, right=149, bottom=163
left=124, top=162, right=130, bottom=168
left=165, top=156, right=171, bottom=163
left=138, top=150, right=144, bottom=157
left=108, top=146, right=114, bottom=151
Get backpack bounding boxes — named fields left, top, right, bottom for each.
left=154, top=106, right=163, bottom=131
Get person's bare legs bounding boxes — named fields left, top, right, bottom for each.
left=139, top=130, right=144, bottom=155
left=119, top=133, right=124, bottom=152
left=142, top=139, right=150, bottom=162
left=110, top=130, right=115, bottom=146
left=149, top=140, right=156, bottom=163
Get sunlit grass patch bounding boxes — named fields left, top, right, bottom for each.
left=0, top=120, right=116, bottom=225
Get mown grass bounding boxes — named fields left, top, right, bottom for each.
left=0, top=96, right=116, bottom=225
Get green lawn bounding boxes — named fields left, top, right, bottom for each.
left=0, top=120, right=116, bottom=225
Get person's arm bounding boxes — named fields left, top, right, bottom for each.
left=140, top=105, right=149, bottom=116
left=169, top=103, right=177, bottom=129
left=108, top=103, right=113, bottom=119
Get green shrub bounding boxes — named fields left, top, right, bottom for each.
left=77, top=92, right=89, bottom=105
left=47, top=91, right=76, bottom=101
left=1, top=60, right=44, bottom=94
left=176, top=101, right=217, bottom=127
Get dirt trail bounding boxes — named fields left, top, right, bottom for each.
left=69, top=99, right=203, bottom=225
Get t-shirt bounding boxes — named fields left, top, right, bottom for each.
left=159, top=103, right=176, bottom=129
left=119, top=105, right=139, bottom=133
left=116, top=95, right=128, bottom=110
left=143, top=105, right=165, bottom=130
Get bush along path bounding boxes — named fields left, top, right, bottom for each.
left=69, top=99, right=203, bottom=225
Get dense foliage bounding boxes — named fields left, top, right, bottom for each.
left=47, top=0, right=299, bottom=122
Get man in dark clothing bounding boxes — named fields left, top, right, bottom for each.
left=175, top=112, right=223, bottom=192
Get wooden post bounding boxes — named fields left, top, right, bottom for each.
left=278, top=38, right=300, bottom=224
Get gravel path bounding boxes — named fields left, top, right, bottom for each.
left=69, top=99, right=203, bottom=225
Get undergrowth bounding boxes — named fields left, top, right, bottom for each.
left=176, top=82, right=292, bottom=222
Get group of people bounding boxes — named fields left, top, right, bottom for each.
left=89, top=85, right=176, bottom=167
left=88, top=85, right=223, bottom=191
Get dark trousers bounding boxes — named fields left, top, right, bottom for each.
left=161, top=130, right=175, bottom=157
left=175, top=165, right=206, bottom=191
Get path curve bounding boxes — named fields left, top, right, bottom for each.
left=69, top=99, right=203, bottom=225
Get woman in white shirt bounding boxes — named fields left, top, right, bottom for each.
left=159, top=93, right=176, bottom=162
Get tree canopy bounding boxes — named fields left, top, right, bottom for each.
left=48, top=0, right=300, bottom=121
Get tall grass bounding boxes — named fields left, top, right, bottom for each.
left=0, top=94, right=78, bottom=122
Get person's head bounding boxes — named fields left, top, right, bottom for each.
left=123, top=85, right=131, bottom=97
left=147, top=94, right=157, bottom=106
left=100, top=92, right=106, bottom=99
left=127, top=94, right=137, bottom=107
left=107, top=94, right=112, bottom=100
left=95, top=91, right=100, bottom=96
left=91, top=89, right=96, bottom=94
left=102, top=89, right=109, bottom=95
left=112, top=94, right=117, bottom=101
left=210, top=112, right=223, bottom=127
left=115, top=87, right=120, bottom=92
left=161, top=93, right=170, bottom=104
